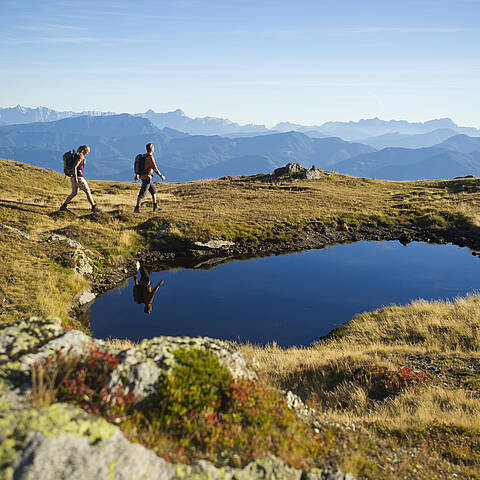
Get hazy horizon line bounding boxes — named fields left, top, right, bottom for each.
left=2, top=103, right=480, bottom=130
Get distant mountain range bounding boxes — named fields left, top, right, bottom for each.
left=334, top=135, right=480, bottom=180
left=0, top=114, right=374, bottom=182
left=0, top=105, right=115, bottom=125
left=357, top=128, right=459, bottom=150
left=1, top=105, right=479, bottom=143
left=139, top=109, right=270, bottom=136
left=1, top=110, right=480, bottom=182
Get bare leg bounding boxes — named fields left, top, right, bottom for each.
left=84, top=189, right=95, bottom=207
left=63, top=181, right=78, bottom=206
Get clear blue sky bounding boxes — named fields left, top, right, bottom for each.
left=1, top=0, right=479, bottom=127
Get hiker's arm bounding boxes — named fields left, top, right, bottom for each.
left=153, top=279, right=164, bottom=292
left=151, top=157, right=166, bottom=180
left=133, top=275, right=138, bottom=285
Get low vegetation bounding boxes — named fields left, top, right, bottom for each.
left=1, top=158, right=480, bottom=478
left=30, top=346, right=326, bottom=469
left=240, top=295, right=480, bottom=479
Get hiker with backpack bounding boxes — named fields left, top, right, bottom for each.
left=60, top=145, right=102, bottom=212
left=133, top=265, right=164, bottom=314
left=134, top=143, right=166, bottom=213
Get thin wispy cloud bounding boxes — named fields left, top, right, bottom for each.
left=18, top=23, right=86, bottom=32
left=0, top=36, right=98, bottom=45
left=220, top=26, right=475, bottom=37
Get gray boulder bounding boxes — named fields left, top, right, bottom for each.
left=301, top=166, right=323, bottom=180
left=273, top=163, right=306, bottom=178
left=46, top=234, right=94, bottom=276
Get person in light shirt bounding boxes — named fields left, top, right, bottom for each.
left=60, top=145, right=102, bottom=212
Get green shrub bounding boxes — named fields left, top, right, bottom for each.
left=128, top=347, right=327, bottom=468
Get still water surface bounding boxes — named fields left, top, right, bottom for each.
left=89, top=241, right=480, bottom=347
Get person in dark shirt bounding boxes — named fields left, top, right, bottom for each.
left=60, top=144, right=102, bottom=212
left=133, top=266, right=164, bottom=314
left=134, top=142, right=166, bottom=213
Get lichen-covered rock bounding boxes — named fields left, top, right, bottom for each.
left=4, top=422, right=353, bottom=480
left=233, top=455, right=301, bottom=479
left=0, top=317, right=64, bottom=365
left=106, top=348, right=162, bottom=402
left=108, top=336, right=256, bottom=403
left=0, top=403, right=118, bottom=480
left=8, top=430, right=174, bottom=480
left=0, top=320, right=101, bottom=390
left=20, top=330, right=97, bottom=372
left=139, top=336, right=256, bottom=380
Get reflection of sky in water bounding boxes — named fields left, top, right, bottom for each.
left=89, top=241, right=480, bottom=347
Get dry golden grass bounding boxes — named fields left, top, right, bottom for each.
left=240, top=295, right=480, bottom=478
left=239, top=294, right=480, bottom=479
left=2, top=159, right=480, bottom=478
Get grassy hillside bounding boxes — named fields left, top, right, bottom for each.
left=1, top=158, right=480, bottom=478
left=2, top=156, right=480, bottom=325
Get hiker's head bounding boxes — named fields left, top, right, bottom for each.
left=144, top=304, right=152, bottom=314
left=78, top=145, right=90, bottom=156
left=146, top=143, right=154, bottom=154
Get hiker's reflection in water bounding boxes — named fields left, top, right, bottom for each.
left=133, top=266, right=164, bottom=314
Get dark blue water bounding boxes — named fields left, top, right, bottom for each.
left=89, top=241, right=480, bottom=347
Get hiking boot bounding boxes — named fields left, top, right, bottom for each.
left=134, top=206, right=140, bottom=213
left=59, top=203, right=68, bottom=211
left=153, top=202, right=158, bottom=212
left=91, top=204, right=102, bottom=213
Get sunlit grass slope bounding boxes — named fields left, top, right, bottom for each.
left=1, top=158, right=480, bottom=477
left=2, top=157, right=480, bottom=325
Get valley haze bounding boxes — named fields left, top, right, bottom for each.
left=1, top=105, right=480, bottom=182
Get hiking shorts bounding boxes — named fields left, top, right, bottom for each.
left=138, top=178, right=157, bottom=199
left=70, top=176, right=90, bottom=193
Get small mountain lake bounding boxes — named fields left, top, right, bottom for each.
left=88, top=241, right=480, bottom=347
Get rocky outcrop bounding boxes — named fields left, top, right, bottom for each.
left=77, top=290, right=96, bottom=305
left=269, top=163, right=324, bottom=181
left=108, top=335, right=256, bottom=403
left=0, top=317, right=353, bottom=480
left=301, top=166, right=324, bottom=180
left=0, top=318, right=256, bottom=404
left=272, top=163, right=306, bottom=178
left=46, top=234, right=94, bottom=276
left=193, top=239, right=236, bottom=249
left=1, top=402, right=352, bottom=480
